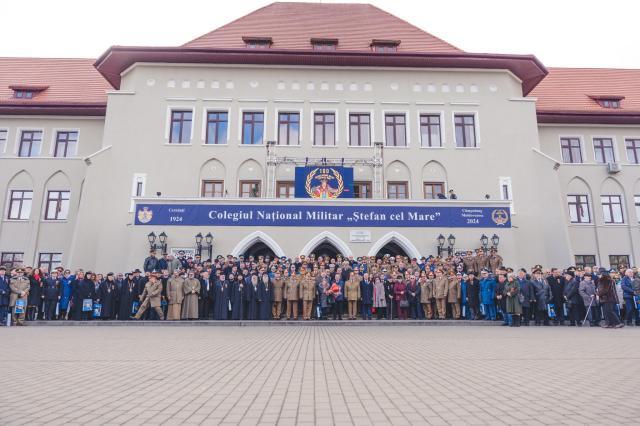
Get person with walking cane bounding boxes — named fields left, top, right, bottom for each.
left=579, top=273, right=597, bottom=326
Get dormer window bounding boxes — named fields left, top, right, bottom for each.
left=242, top=36, right=272, bottom=49
left=371, top=39, right=400, bottom=53
left=311, top=38, right=338, bottom=51
left=9, top=85, right=48, bottom=99
left=590, top=95, right=624, bottom=109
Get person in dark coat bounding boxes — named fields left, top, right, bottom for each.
left=562, top=270, right=581, bottom=326
left=199, top=271, right=213, bottom=320
left=517, top=269, right=534, bottom=326
left=258, top=274, right=272, bottom=320
left=405, top=276, right=420, bottom=320
left=143, top=250, right=158, bottom=273
left=245, top=275, right=260, bottom=320
left=547, top=269, right=566, bottom=325
left=213, top=274, right=230, bottom=320
left=531, top=269, right=552, bottom=326
left=118, top=273, right=139, bottom=320
left=495, top=273, right=508, bottom=325
left=230, top=274, right=244, bottom=320
left=42, top=271, right=61, bottom=320
left=27, top=269, right=44, bottom=321
left=597, top=272, right=623, bottom=328
left=72, top=272, right=96, bottom=321
left=360, top=274, right=374, bottom=320
left=97, top=273, right=118, bottom=320
left=383, top=275, right=395, bottom=319
left=465, top=273, right=480, bottom=320
left=0, top=267, right=11, bottom=325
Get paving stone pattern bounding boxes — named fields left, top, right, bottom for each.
left=0, top=326, right=637, bottom=425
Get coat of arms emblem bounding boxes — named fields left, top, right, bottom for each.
left=137, top=206, right=153, bottom=224
left=305, top=167, right=344, bottom=199
left=491, top=209, right=509, bottom=226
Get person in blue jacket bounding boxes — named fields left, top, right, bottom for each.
left=0, top=267, right=10, bottom=325
left=58, top=270, right=75, bottom=320
left=621, top=269, right=637, bottom=326
left=479, top=270, right=497, bottom=320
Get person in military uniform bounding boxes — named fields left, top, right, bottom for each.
left=420, top=273, right=434, bottom=319
left=474, top=249, right=489, bottom=276
left=166, top=270, right=184, bottom=320
left=447, top=273, right=462, bottom=319
left=271, top=271, right=285, bottom=320
left=434, top=269, right=448, bottom=319
left=285, top=267, right=300, bottom=320
left=10, top=269, right=30, bottom=326
left=345, top=272, right=361, bottom=320
left=300, top=270, right=315, bottom=320
left=132, top=273, right=164, bottom=320
left=182, top=271, right=200, bottom=320
left=488, top=249, right=503, bottom=273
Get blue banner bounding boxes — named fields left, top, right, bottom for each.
left=135, top=204, right=511, bottom=228
left=295, top=166, right=353, bottom=198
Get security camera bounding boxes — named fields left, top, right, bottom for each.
left=156, top=192, right=162, bottom=197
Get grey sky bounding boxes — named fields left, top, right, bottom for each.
left=2, top=0, right=638, bottom=68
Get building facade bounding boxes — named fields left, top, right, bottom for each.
left=1, top=2, right=638, bottom=272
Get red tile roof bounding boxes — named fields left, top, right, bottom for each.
left=0, top=57, right=109, bottom=115
left=184, top=2, right=461, bottom=53
left=530, top=67, right=640, bottom=123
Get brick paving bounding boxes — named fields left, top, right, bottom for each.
left=0, top=326, right=638, bottom=425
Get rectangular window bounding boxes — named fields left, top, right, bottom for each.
left=135, top=181, right=143, bottom=197
left=567, top=194, right=590, bottom=223
left=169, top=110, right=192, bottom=144
left=387, top=181, right=408, bottom=199
left=601, top=195, right=624, bottom=223
left=384, top=114, right=406, bottom=147
left=201, top=180, right=224, bottom=198
left=13, top=90, right=34, bottom=99
left=419, top=114, right=442, bottom=147
left=593, top=138, right=615, bottom=163
left=38, top=253, right=62, bottom=272
left=635, top=195, right=640, bottom=222
left=626, top=139, right=640, bottom=164
left=312, top=42, right=337, bottom=51
left=314, top=112, right=335, bottom=146
left=206, top=111, right=228, bottom=145
left=0, top=252, right=24, bottom=268
left=349, top=113, right=371, bottom=146
left=372, top=44, right=397, bottom=53
left=18, top=130, right=42, bottom=157
left=353, top=181, right=372, bottom=199
left=54, top=131, right=78, bottom=157
left=278, top=112, right=300, bottom=145
left=242, top=112, right=264, bottom=145
left=0, top=129, right=7, bottom=154
left=7, top=190, right=32, bottom=220
left=44, top=190, right=70, bottom=220
left=609, top=255, right=630, bottom=269
left=560, top=137, right=583, bottom=163
left=454, top=114, right=476, bottom=147
left=423, top=182, right=445, bottom=200
left=574, top=255, right=596, bottom=269
left=276, top=181, right=295, bottom=198
left=240, top=180, right=261, bottom=198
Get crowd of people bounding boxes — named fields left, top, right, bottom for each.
left=1, top=248, right=639, bottom=328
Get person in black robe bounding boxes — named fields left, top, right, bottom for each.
left=199, top=271, right=213, bottom=319
left=213, top=275, right=230, bottom=320
left=97, top=273, right=118, bottom=320
left=118, top=274, right=139, bottom=320
left=246, top=275, right=260, bottom=320
left=258, top=274, right=272, bottom=320
left=229, top=274, right=244, bottom=320
left=72, top=272, right=96, bottom=321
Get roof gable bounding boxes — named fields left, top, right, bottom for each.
left=183, top=2, right=461, bottom=53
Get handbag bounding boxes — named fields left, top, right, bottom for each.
left=399, top=299, right=409, bottom=308
left=517, top=294, right=525, bottom=303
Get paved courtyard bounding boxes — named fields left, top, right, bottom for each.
left=0, top=326, right=638, bottom=425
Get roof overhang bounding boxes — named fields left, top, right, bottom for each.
left=95, top=46, right=548, bottom=95
left=0, top=102, right=106, bottom=116
left=537, top=110, right=640, bottom=125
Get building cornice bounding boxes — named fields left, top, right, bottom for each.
left=537, top=110, right=640, bottom=125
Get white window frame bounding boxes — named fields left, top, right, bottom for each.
left=416, top=110, right=445, bottom=148
left=201, top=108, right=230, bottom=145
left=498, top=176, right=515, bottom=214
left=0, top=128, right=8, bottom=155
left=130, top=173, right=147, bottom=212
left=382, top=110, right=410, bottom=148
left=310, top=108, right=338, bottom=147
left=452, top=111, right=480, bottom=149
left=346, top=109, right=374, bottom=147
left=51, top=128, right=80, bottom=157
left=275, top=108, right=302, bottom=146
left=165, top=106, right=195, bottom=145
left=558, top=135, right=586, bottom=164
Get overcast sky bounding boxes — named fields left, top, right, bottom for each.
left=2, top=0, right=638, bottom=68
